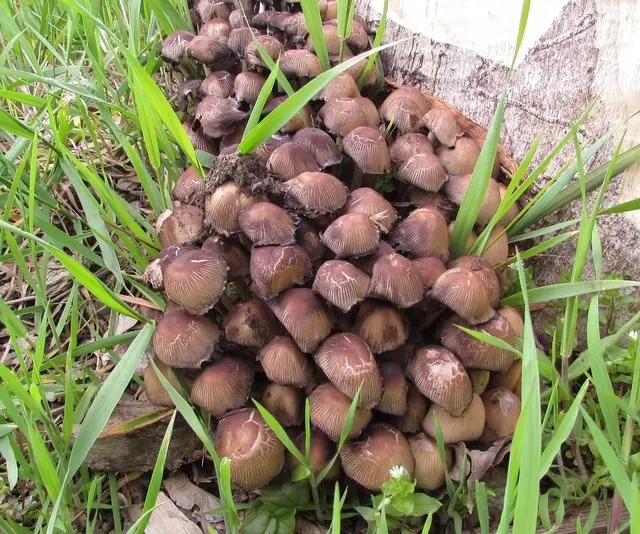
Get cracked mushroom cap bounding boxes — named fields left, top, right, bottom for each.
left=234, top=71, right=267, bottom=104
left=161, top=30, right=194, bottom=64
left=239, top=202, right=296, bottom=246
left=368, top=253, right=424, bottom=308
left=429, top=268, right=495, bottom=325
left=448, top=256, right=501, bottom=308
left=215, top=408, right=285, bottom=489
left=318, top=97, right=377, bottom=137
left=195, top=0, right=230, bottom=23
left=258, top=336, right=315, bottom=387
left=268, top=288, right=332, bottom=353
left=408, top=433, right=454, bottom=491
left=191, top=358, right=253, bottom=417
left=293, top=128, right=343, bottom=168
left=344, top=188, right=397, bottom=234
left=407, top=346, right=473, bottom=416
left=228, top=9, right=248, bottom=29
left=313, top=260, right=370, bottom=312
left=421, top=108, right=464, bottom=148
left=143, top=244, right=196, bottom=290
left=314, top=333, right=382, bottom=409
left=376, top=361, right=409, bottom=416
left=288, top=429, right=341, bottom=480
left=200, top=70, right=235, bottom=98
left=223, top=298, right=281, bottom=347
left=156, top=204, right=204, bottom=248
left=397, top=152, right=448, bottom=192
left=250, top=244, right=312, bottom=299
left=308, top=383, right=372, bottom=441
left=153, top=308, right=220, bottom=368
left=390, top=206, right=450, bottom=261
left=267, top=142, right=320, bottom=182
left=340, top=423, right=415, bottom=490
left=422, top=393, right=486, bottom=443
left=380, top=86, right=430, bottom=124
left=204, top=181, right=261, bottom=236
left=343, top=126, right=391, bottom=174
left=261, top=384, right=304, bottom=427
left=498, top=306, right=524, bottom=339
left=280, top=49, right=323, bottom=78
left=199, top=18, right=231, bottom=40
left=482, top=388, right=521, bottom=439
left=172, top=167, right=204, bottom=204
left=390, top=133, right=434, bottom=164
left=379, top=89, right=426, bottom=134
left=351, top=240, right=396, bottom=275
left=245, top=34, right=285, bottom=69
left=321, top=213, right=380, bottom=258
left=392, top=384, right=429, bottom=434
left=352, top=300, right=408, bottom=353
left=163, top=249, right=228, bottom=315
left=439, top=314, right=516, bottom=373
left=282, top=171, right=348, bottom=215
left=144, top=358, right=190, bottom=407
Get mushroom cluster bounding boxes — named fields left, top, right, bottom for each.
left=146, top=0, right=523, bottom=493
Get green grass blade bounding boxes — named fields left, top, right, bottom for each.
left=500, top=230, right=578, bottom=266
left=357, top=0, right=388, bottom=89
left=241, top=58, right=280, bottom=143
left=501, top=279, right=640, bottom=306
left=508, top=218, right=580, bottom=243
left=300, top=0, right=330, bottom=71
left=599, top=197, right=640, bottom=215
left=475, top=481, right=490, bottom=534
left=454, top=325, right=521, bottom=355
left=218, top=458, right=239, bottom=531
left=330, top=482, right=348, bottom=534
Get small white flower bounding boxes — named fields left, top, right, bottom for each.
left=389, top=465, right=406, bottom=479
left=630, top=330, right=639, bottom=341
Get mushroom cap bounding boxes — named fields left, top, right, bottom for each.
left=200, top=70, right=235, bottom=98
left=239, top=202, right=296, bottom=246
left=296, top=218, right=327, bottom=262
left=264, top=101, right=312, bottom=133
left=422, top=394, right=486, bottom=443
left=439, top=314, right=516, bottom=372
left=175, top=77, right=202, bottom=111
left=391, top=384, right=429, bottom=433
left=233, top=71, right=267, bottom=104
left=293, top=128, right=343, bottom=168
left=227, top=27, right=260, bottom=58
left=262, top=384, right=304, bottom=427
left=481, top=225, right=509, bottom=265
left=187, top=35, right=236, bottom=66
left=368, top=253, right=424, bottom=308
left=448, top=256, right=501, bottom=308
left=408, top=432, right=454, bottom=491
left=191, top=358, right=253, bottom=417
left=228, top=9, right=248, bottom=29
left=421, top=109, right=464, bottom=148
left=267, top=142, right=320, bottom=182
left=436, top=137, right=481, bottom=176
left=380, top=86, right=430, bottom=120
left=407, top=346, right=473, bottom=416
left=429, top=268, right=495, bottom=324
left=161, top=30, right=194, bottom=64
left=352, top=300, right=408, bottom=353
left=321, top=213, right=380, bottom=258
left=195, top=0, right=230, bottom=23
left=268, top=288, right=333, bottom=353
left=307, top=24, right=341, bottom=55
left=201, top=235, right=250, bottom=279
left=390, top=133, right=434, bottom=164
left=313, top=260, right=370, bottom=312
left=255, top=133, right=293, bottom=160
left=194, top=96, right=248, bottom=138
left=344, top=188, right=397, bottom=233
left=223, top=298, right=281, bottom=347
left=143, top=244, right=196, bottom=290
left=491, top=359, right=522, bottom=398
left=283, top=12, right=308, bottom=38
left=409, top=189, right=457, bottom=218
left=172, top=167, right=204, bottom=204
left=144, top=359, right=190, bottom=406
left=183, top=119, right=216, bottom=153
left=163, top=249, right=228, bottom=315
left=280, top=49, right=323, bottom=78
left=343, top=126, right=391, bottom=174
left=411, top=256, right=447, bottom=290
left=153, top=309, right=220, bottom=368
left=390, top=206, right=450, bottom=261
left=288, top=429, right=340, bottom=480
left=250, top=244, right=312, bottom=299
left=379, top=90, right=425, bottom=133
left=157, top=204, right=204, bottom=247
left=397, top=152, right=448, bottom=192
left=340, top=423, right=415, bottom=490
left=482, top=388, right=521, bottom=438
left=442, top=175, right=502, bottom=227
left=215, top=408, right=285, bottom=489
left=283, top=171, right=348, bottom=215
left=309, top=383, right=372, bottom=441
left=204, top=181, right=261, bottom=236
left=498, top=306, right=525, bottom=339
left=318, top=97, right=377, bottom=137
left=258, top=336, right=315, bottom=387
left=314, top=333, right=382, bottom=409
left=245, top=34, right=285, bottom=68
left=319, top=72, right=360, bottom=101
left=351, top=240, right=396, bottom=275
left=376, top=361, right=409, bottom=416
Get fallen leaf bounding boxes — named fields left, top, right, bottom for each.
left=164, top=472, right=222, bottom=522
left=146, top=491, right=202, bottom=534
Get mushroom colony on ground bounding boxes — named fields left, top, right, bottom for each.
left=143, top=0, right=524, bottom=494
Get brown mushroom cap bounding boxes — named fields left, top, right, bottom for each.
left=411, top=256, right=447, bottom=290
left=448, top=256, right=501, bottom=308
left=156, top=204, right=204, bottom=248
left=293, top=128, right=343, bottom=168
left=498, top=306, right=525, bottom=339
left=481, top=225, right=509, bottom=265
left=245, top=34, right=285, bottom=68
left=228, top=9, right=248, bottom=29
left=250, top=244, right=312, bottom=299
left=194, top=96, right=248, bottom=138
left=187, top=35, right=236, bottom=67
left=313, top=260, right=370, bottom=312
left=227, top=27, right=260, bottom=58
left=397, top=152, right=448, bottom=192
left=340, top=423, right=415, bottom=490
left=161, top=30, right=194, bottom=64
left=392, top=384, right=429, bottom=433
left=153, top=309, right=220, bottom=368
left=351, top=240, right=396, bottom=275
left=204, top=181, right=261, bottom=236
left=436, top=137, right=482, bottom=176
left=390, top=133, right=434, bottom=164
left=319, top=72, right=360, bottom=101
left=352, top=300, right=408, bottom=353
left=318, top=97, right=377, bottom=137
left=368, top=253, right=424, bottom=308
left=429, top=268, right=495, bottom=324
left=421, top=109, right=464, bottom=148
left=267, top=142, right=320, bottom=182
left=239, top=202, right=296, bottom=246
left=261, top=384, right=304, bottom=427
left=344, top=188, right=397, bottom=233
left=215, top=408, right=285, bottom=489
left=163, top=249, right=228, bottom=315
left=143, top=244, right=196, bottom=290
left=201, top=235, right=250, bottom=279
left=376, top=362, right=409, bottom=416
left=309, top=383, right=372, bottom=441
left=439, top=314, right=516, bottom=373
left=200, top=18, right=231, bottom=40
left=255, top=132, right=293, bottom=160
left=283, top=12, right=307, bottom=38
left=343, top=126, right=391, bottom=174
left=296, top=218, right=327, bottom=262
left=390, top=206, right=450, bottom=260
left=258, top=336, right=315, bottom=387
left=491, top=359, right=522, bottom=398
left=321, top=213, right=380, bottom=258
left=191, top=358, right=253, bottom=417
left=288, top=429, right=341, bottom=480
left=233, top=71, right=267, bottom=104
left=379, top=90, right=425, bottom=133
left=200, top=70, right=235, bottom=98
left=408, top=432, right=454, bottom=491
left=183, top=119, right=216, bottom=153
left=314, top=333, right=382, bottom=409
left=269, top=288, right=333, bottom=353
left=195, top=0, right=230, bottom=23
left=307, top=23, right=341, bottom=55
left=407, top=346, right=473, bottom=416
left=172, top=167, right=204, bottom=205
left=442, top=174, right=502, bottom=227
left=144, top=359, right=190, bottom=406
left=224, top=298, right=281, bottom=347
left=281, top=49, right=323, bottom=78
left=422, top=393, right=486, bottom=443
left=283, top=171, right=348, bottom=215
left=482, top=388, right=521, bottom=438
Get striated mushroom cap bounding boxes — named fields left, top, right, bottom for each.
left=318, top=97, right=377, bottom=137
left=200, top=70, right=235, bottom=98
left=436, top=137, right=481, bottom=176
left=289, top=429, right=341, bottom=480
left=352, top=300, right=408, bottom=353
left=343, top=126, right=391, bottom=175
left=309, top=383, right=372, bottom=441
left=281, top=49, right=323, bottom=78
left=245, top=34, right=285, bottom=69
left=482, top=388, right=521, bottom=439
left=227, top=27, right=260, bottom=58
left=448, top=256, right=501, bottom=308
left=296, top=218, right=327, bottom=262
left=390, top=133, right=434, bottom=164
left=183, top=119, right=216, bottom=153
left=429, top=268, right=495, bottom=324
left=187, top=35, right=236, bottom=67
left=261, top=384, right=304, bottom=427
left=293, top=128, right=343, bottom=168
left=390, top=206, right=450, bottom=260
left=408, top=433, right=454, bottom=491
left=267, top=142, right=320, bottom=182
left=313, top=260, right=370, bottom=312
left=204, top=181, right=261, bottom=236
left=250, top=244, right=312, bottom=300
left=239, top=202, right=296, bottom=246
left=407, top=346, right=473, bottom=416
left=422, top=394, right=486, bottom=443
left=306, top=23, right=341, bottom=55
left=199, top=18, right=231, bottom=40
left=195, top=0, right=230, bottom=23
left=351, top=240, right=396, bottom=275
left=228, top=9, right=248, bottom=29
left=224, top=298, right=281, bottom=347
left=498, top=306, right=524, bottom=339
left=163, top=249, right=228, bottom=315
left=215, top=408, right=285, bottom=489
left=143, top=244, right=196, bottom=291
left=319, top=72, right=360, bottom=101
left=442, top=175, right=502, bottom=226
left=172, top=167, right=204, bottom=204
left=397, top=152, right=448, bottom=192
left=392, top=384, right=429, bottom=433
left=258, top=336, right=315, bottom=387
left=201, top=235, right=249, bottom=279
left=379, top=89, right=425, bottom=133
left=144, top=359, right=190, bottom=406
left=341, top=423, right=415, bottom=490
left=421, top=109, right=463, bottom=148
left=161, top=30, right=194, bottom=64
left=411, top=256, right=447, bottom=290
left=191, top=358, right=253, bottom=417
left=368, top=253, right=424, bottom=308
left=377, top=362, right=409, bottom=416
left=344, top=188, right=397, bottom=233
left=321, top=213, right=380, bottom=258
left=156, top=204, right=204, bottom=248
left=233, top=71, right=267, bottom=104
left=283, top=171, right=348, bottom=215
left=314, top=333, right=382, bottom=409
left=194, top=96, right=248, bottom=138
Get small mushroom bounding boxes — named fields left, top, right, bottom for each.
left=318, top=72, right=360, bottom=101
left=267, top=142, right=320, bottom=182
left=379, top=89, right=425, bottom=133
left=245, top=34, right=286, bottom=69
left=234, top=71, right=267, bottom=104
left=397, top=152, right=448, bottom=192
left=376, top=362, right=409, bottom=416
left=143, top=244, right=196, bottom=290
left=321, top=213, right=380, bottom=258
left=258, top=336, right=315, bottom=387
left=288, top=429, right=340, bottom=480
left=293, top=128, right=343, bottom=168
left=256, top=133, right=293, bottom=160
left=318, top=97, right=377, bottom=137
left=308, top=383, right=372, bottom=441
left=481, top=225, right=509, bottom=265
left=283, top=12, right=308, bottom=40
left=491, top=360, right=522, bottom=398
left=239, top=202, right=296, bottom=246
left=421, top=109, right=463, bottom=147
left=442, top=175, right=502, bottom=226
left=351, top=240, right=396, bottom=275
left=411, top=256, right=446, bottom=290
left=215, top=408, right=285, bottom=489
left=390, top=206, right=450, bottom=260
left=201, top=235, right=250, bottom=279
left=280, top=49, right=323, bottom=78
left=195, top=0, right=230, bottom=23
left=176, top=78, right=202, bottom=111
left=368, top=253, right=424, bottom=308
left=161, top=30, right=194, bottom=64
left=224, top=298, right=281, bottom=347
left=228, top=9, right=248, bottom=29
left=199, top=18, right=232, bottom=40
left=498, top=306, right=524, bottom=338
left=436, top=137, right=481, bottom=176
left=343, top=126, right=391, bottom=174
left=390, top=133, right=434, bottom=164
left=282, top=172, right=348, bottom=215
left=204, top=181, right=261, bottom=236
left=227, top=27, right=260, bottom=58
left=187, top=36, right=236, bottom=67
left=392, top=384, right=429, bottom=433
left=313, top=260, right=370, bottom=312
left=156, top=204, right=204, bottom=247
left=429, top=268, right=495, bottom=324
left=172, top=167, right=204, bottom=205
left=408, top=433, right=454, bottom=491
left=352, top=300, right=408, bottom=353
left=262, top=384, right=304, bottom=427
left=344, top=188, right=397, bottom=233
left=306, top=24, right=341, bottom=55
left=422, top=394, right=486, bottom=443
left=296, top=218, right=327, bottom=262
left=191, top=358, right=253, bottom=417
left=380, top=87, right=430, bottom=122
left=200, top=71, right=235, bottom=98
left=194, top=96, right=248, bottom=138
left=183, top=119, right=216, bottom=153
left=470, top=369, right=491, bottom=395
left=250, top=245, right=312, bottom=299
left=144, top=359, right=190, bottom=406
left=482, top=388, right=521, bottom=438
left=448, top=256, right=501, bottom=308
